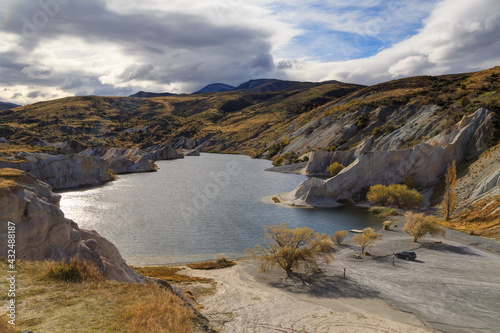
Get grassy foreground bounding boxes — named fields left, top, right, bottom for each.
left=0, top=259, right=198, bottom=333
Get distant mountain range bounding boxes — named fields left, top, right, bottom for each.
left=130, top=78, right=343, bottom=97
left=129, top=91, right=176, bottom=98
left=0, top=102, right=20, bottom=111
left=193, top=83, right=235, bottom=94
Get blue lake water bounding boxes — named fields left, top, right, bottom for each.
left=59, top=153, right=382, bottom=265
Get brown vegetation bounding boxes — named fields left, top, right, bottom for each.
left=442, top=161, right=457, bottom=220
left=0, top=259, right=198, bottom=332
left=444, top=194, right=500, bottom=238
left=403, top=212, right=445, bottom=242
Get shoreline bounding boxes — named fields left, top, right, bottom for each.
left=180, top=218, right=500, bottom=333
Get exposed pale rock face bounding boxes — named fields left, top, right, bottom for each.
left=182, top=149, right=201, bottom=156
left=80, top=147, right=156, bottom=174
left=0, top=153, right=110, bottom=190
left=80, top=145, right=183, bottom=174
left=281, top=108, right=494, bottom=207
left=0, top=170, right=142, bottom=283
left=146, top=144, right=184, bottom=160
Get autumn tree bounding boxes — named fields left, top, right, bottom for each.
left=251, top=223, right=334, bottom=280
left=332, top=230, right=349, bottom=245
left=442, top=161, right=457, bottom=221
left=403, top=212, right=445, bottom=242
left=352, top=228, right=381, bottom=253
left=327, top=162, right=345, bottom=176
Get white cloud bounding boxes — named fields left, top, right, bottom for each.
left=279, top=0, right=500, bottom=84
left=0, top=0, right=498, bottom=105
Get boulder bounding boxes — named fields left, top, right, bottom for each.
left=0, top=169, right=142, bottom=283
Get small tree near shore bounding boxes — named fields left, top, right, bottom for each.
left=353, top=228, right=381, bottom=254
left=332, top=230, right=349, bottom=245
left=250, top=223, right=334, bottom=280
left=403, top=212, right=445, bottom=242
left=442, top=161, right=457, bottom=221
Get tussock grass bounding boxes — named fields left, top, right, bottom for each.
left=0, top=259, right=198, bottom=333
left=43, top=258, right=103, bottom=283
left=121, top=285, right=192, bottom=333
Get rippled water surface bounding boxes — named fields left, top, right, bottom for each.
left=60, top=154, right=381, bottom=264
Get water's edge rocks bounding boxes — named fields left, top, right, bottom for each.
left=0, top=169, right=142, bottom=283
left=0, top=153, right=111, bottom=190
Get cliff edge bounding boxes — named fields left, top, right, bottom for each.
left=0, top=168, right=142, bottom=282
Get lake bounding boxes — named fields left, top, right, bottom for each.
left=59, top=153, right=382, bottom=265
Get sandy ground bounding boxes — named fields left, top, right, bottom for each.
left=185, top=220, right=500, bottom=333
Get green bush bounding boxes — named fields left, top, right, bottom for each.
left=327, top=162, right=345, bottom=176
left=273, top=156, right=285, bottom=166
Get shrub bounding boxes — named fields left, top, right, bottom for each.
left=327, top=162, right=345, bottom=176
left=273, top=156, right=285, bottom=166
left=388, top=184, right=423, bottom=208
left=403, top=212, right=445, bottom=242
left=332, top=230, right=349, bottom=245
left=369, top=207, right=399, bottom=218
left=353, top=228, right=381, bottom=253
left=44, top=258, right=102, bottom=283
left=383, top=221, right=392, bottom=230
left=367, top=184, right=423, bottom=208
left=367, top=185, right=392, bottom=206
left=107, top=169, right=118, bottom=180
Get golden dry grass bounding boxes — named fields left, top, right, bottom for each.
left=0, top=259, right=198, bottom=333
left=443, top=194, right=500, bottom=238
left=187, top=259, right=236, bottom=270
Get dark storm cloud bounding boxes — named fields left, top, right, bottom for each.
left=1, top=0, right=277, bottom=99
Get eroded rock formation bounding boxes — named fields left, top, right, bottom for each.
left=0, top=153, right=110, bottom=190
left=281, top=108, right=495, bottom=207
left=0, top=169, right=142, bottom=282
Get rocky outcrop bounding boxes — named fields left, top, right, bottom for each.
left=0, top=169, right=142, bottom=282
left=0, top=153, right=110, bottom=190
left=80, top=147, right=157, bottom=174
left=181, top=149, right=200, bottom=156
left=51, top=140, right=87, bottom=154
left=145, top=144, right=184, bottom=160
left=80, top=145, right=183, bottom=174
left=281, top=108, right=495, bottom=207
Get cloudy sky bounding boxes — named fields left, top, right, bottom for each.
left=1, top=0, right=499, bottom=104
